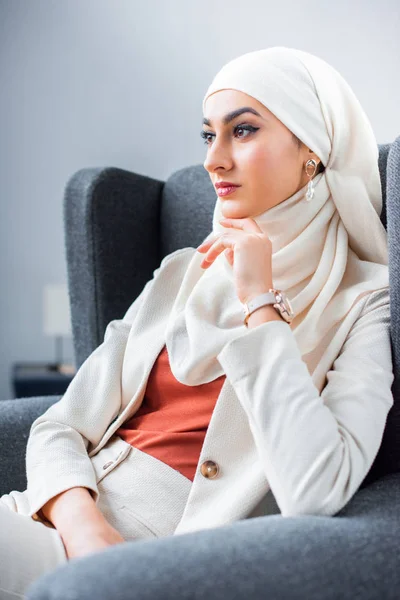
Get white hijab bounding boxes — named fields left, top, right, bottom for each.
left=164, top=46, right=389, bottom=392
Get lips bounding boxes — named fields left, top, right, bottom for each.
left=215, top=182, right=240, bottom=189
left=216, top=186, right=239, bottom=197
left=215, top=181, right=240, bottom=198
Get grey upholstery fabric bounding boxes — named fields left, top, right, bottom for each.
left=382, top=135, right=400, bottom=479
left=26, top=471, right=400, bottom=600
left=64, top=168, right=163, bottom=370
left=0, top=396, right=61, bottom=495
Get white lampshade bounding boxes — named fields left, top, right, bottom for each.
left=43, top=283, right=72, bottom=337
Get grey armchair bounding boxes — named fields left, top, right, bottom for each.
left=1, top=136, right=400, bottom=599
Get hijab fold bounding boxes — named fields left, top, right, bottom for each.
left=164, top=47, right=389, bottom=392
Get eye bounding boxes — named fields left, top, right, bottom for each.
left=200, top=124, right=259, bottom=145
left=234, top=125, right=258, bottom=140
left=200, top=130, right=214, bottom=145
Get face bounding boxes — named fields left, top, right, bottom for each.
left=202, top=89, right=321, bottom=219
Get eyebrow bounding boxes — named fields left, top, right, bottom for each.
left=202, top=106, right=263, bottom=127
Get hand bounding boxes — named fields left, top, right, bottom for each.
left=61, top=518, right=126, bottom=560
left=196, top=217, right=274, bottom=305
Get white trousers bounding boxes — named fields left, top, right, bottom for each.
left=0, top=435, right=192, bottom=599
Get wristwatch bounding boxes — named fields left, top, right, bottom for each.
left=243, top=289, right=294, bottom=326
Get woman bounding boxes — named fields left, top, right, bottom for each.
left=0, top=46, right=394, bottom=598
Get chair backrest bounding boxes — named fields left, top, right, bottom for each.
left=367, top=135, right=400, bottom=485
left=64, top=136, right=400, bottom=484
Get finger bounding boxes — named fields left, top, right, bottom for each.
left=219, top=217, right=263, bottom=234
left=197, top=233, right=219, bottom=253
left=201, top=234, right=236, bottom=267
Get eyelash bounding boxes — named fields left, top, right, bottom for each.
left=200, top=124, right=259, bottom=145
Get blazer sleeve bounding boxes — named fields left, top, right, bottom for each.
left=216, top=288, right=394, bottom=517
left=25, top=252, right=178, bottom=520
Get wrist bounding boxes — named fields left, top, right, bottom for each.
left=42, top=487, right=105, bottom=536
left=59, top=509, right=108, bottom=545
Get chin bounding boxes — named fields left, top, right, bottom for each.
left=221, top=204, right=248, bottom=219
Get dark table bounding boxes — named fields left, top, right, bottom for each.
left=11, top=362, right=76, bottom=398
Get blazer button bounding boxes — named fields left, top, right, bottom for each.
left=103, top=460, right=114, bottom=470
left=200, top=460, right=220, bottom=479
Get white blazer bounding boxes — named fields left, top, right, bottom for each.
left=9, top=247, right=395, bottom=535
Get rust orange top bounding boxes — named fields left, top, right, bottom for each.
left=115, top=344, right=226, bottom=481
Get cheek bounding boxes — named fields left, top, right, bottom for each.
left=244, top=146, right=281, bottom=182
left=246, top=143, right=297, bottom=201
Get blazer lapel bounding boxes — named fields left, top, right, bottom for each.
left=88, top=250, right=191, bottom=457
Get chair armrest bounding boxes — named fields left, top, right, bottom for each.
left=26, top=473, right=400, bottom=600
left=64, top=167, right=164, bottom=369
left=0, top=396, right=61, bottom=495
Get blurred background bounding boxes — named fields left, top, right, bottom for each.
left=0, top=0, right=399, bottom=400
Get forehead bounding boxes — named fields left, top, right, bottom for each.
left=203, top=89, right=274, bottom=123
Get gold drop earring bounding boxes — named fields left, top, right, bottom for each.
left=305, top=159, right=317, bottom=202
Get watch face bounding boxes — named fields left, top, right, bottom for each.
left=275, top=290, right=294, bottom=318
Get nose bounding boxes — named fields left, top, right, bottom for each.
left=203, top=138, right=233, bottom=175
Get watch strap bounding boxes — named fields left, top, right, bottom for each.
left=243, top=291, right=277, bottom=326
